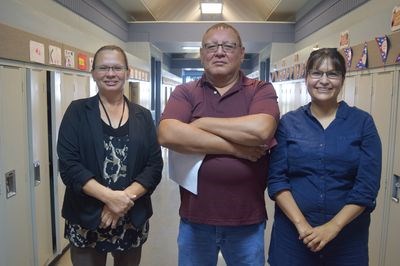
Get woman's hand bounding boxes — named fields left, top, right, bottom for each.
left=104, top=189, right=135, bottom=216
left=100, top=205, right=121, bottom=229
left=302, top=221, right=341, bottom=252
left=295, top=220, right=313, bottom=240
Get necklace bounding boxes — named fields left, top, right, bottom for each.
left=98, top=95, right=125, bottom=128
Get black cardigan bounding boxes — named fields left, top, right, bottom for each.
left=57, top=94, right=163, bottom=229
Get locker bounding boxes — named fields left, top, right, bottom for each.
left=355, top=74, right=373, bottom=112
left=49, top=71, right=66, bottom=256
left=54, top=72, right=92, bottom=253
left=369, top=70, right=394, bottom=266
left=0, top=65, right=34, bottom=266
left=27, top=68, right=53, bottom=266
left=384, top=69, right=400, bottom=266
left=343, top=75, right=356, bottom=106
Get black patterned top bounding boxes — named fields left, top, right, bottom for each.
left=65, top=120, right=148, bottom=252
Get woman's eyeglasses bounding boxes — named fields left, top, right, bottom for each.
left=94, top=65, right=127, bottom=74
left=308, top=70, right=342, bottom=80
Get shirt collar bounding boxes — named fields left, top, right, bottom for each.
left=200, top=71, right=249, bottom=94
left=303, top=100, right=350, bottom=120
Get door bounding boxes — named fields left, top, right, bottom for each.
left=0, top=65, right=34, bottom=266
left=27, top=68, right=53, bottom=265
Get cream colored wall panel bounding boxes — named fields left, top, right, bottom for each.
left=0, top=65, right=33, bottom=266
left=28, top=68, right=53, bottom=266
left=369, top=70, right=394, bottom=266
left=355, top=74, right=373, bottom=112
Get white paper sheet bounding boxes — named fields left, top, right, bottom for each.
left=168, top=150, right=205, bottom=195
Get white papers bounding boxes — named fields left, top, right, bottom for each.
left=168, top=150, right=205, bottom=195
left=29, top=40, right=45, bottom=64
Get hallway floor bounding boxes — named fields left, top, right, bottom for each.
left=53, top=148, right=273, bottom=266
left=54, top=148, right=184, bottom=266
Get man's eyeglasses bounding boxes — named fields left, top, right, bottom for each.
left=308, top=70, right=342, bottom=80
left=94, top=65, right=127, bottom=74
left=203, top=42, right=238, bottom=53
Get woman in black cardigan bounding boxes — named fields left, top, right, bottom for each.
left=57, top=45, right=163, bottom=266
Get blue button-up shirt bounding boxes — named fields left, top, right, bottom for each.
left=268, top=101, right=381, bottom=226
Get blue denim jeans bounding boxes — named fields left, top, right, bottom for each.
left=178, top=218, right=266, bottom=266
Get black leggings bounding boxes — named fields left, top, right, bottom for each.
left=70, top=245, right=142, bottom=266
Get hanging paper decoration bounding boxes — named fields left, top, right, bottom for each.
left=356, top=42, right=368, bottom=69
left=344, top=47, right=352, bottom=69
left=375, top=35, right=389, bottom=64
left=396, top=54, right=400, bottom=64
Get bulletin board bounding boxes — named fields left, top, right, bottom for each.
left=0, top=22, right=93, bottom=72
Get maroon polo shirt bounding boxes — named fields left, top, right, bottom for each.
left=161, top=72, right=280, bottom=226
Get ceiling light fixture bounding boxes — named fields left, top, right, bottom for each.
left=200, top=1, right=223, bottom=14
left=182, top=46, right=200, bottom=51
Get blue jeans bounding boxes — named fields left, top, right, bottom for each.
left=178, top=218, right=266, bottom=266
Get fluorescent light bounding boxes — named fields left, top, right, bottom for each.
left=182, top=46, right=200, bottom=51
left=201, top=3, right=223, bottom=14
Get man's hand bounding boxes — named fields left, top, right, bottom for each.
left=232, top=143, right=268, bottom=161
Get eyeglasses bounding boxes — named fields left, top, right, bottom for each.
left=308, top=70, right=342, bottom=80
left=202, top=42, right=238, bottom=53
left=94, top=65, right=127, bottom=74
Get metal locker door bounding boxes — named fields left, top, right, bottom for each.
left=384, top=69, right=400, bottom=266
left=57, top=72, right=77, bottom=250
left=27, top=68, right=53, bottom=266
left=343, top=75, right=356, bottom=106
left=354, top=74, right=373, bottom=112
left=49, top=71, right=67, bottom=256
left=293, top=82, right=302, bottom=110
left=0, top=65, right=34, bottom=266
left=60, top=73, right=76, bottom=114
left=300, top=82, right=309, bottom=106
left=369, top=70, right=394, bottom=266
left=74, top=74, right=90, bottom=100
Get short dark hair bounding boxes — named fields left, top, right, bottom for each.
left=202, top=23, right=242, bottom=47
left=91, top=45, right=128, bottom=71
left=306, top=48, right=346, bottom=79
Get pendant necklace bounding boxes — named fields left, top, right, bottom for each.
left=99, top=96, right=125, bottom=128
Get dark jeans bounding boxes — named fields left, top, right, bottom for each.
left=70, top=245, right=142, bottom=266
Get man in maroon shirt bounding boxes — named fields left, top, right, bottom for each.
left=158, top=23, right=280, bottom=266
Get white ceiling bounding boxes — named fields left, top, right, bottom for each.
left=106, top=0, right=316, bottom=22
left=99, top=0, right=322, bottom=54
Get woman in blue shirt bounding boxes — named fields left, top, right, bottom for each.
left=267, top=48, right=381, bottom=266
